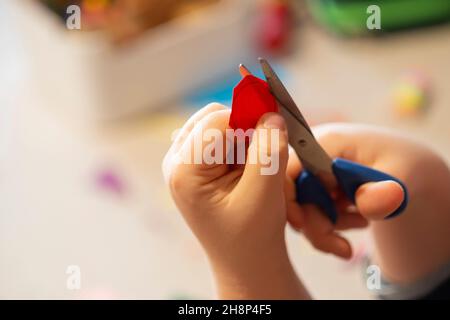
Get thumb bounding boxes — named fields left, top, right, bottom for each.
left=238, top=113, right=289, bottom=192
left=355, top=180, right=405, bottom=220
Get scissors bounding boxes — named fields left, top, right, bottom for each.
left=258, top=58, right=408, bottom=224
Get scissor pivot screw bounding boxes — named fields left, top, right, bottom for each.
left=298, top=139, right=307, bottom=147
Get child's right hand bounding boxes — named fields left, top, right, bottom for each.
left=285, top=123, right=450, bottom=282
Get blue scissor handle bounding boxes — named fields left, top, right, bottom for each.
left=296, top=171, right=338, bottom=223
left=296, top=158, right=409, bottom=224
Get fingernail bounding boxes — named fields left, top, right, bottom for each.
left=264, top=113, right=286, bottom=130
left=366, top=180, right=401, bottom=193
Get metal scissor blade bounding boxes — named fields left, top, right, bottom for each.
left=259, top=58, right=312, bottom=134
left=259, top=58, right=336, bottom=185
left=280, top=106, right=334, bottom=178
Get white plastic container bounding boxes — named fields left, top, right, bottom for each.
left=11, top=0, right=257, bottom=120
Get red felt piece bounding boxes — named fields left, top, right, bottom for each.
left=229, top=75, right=278, bottom=131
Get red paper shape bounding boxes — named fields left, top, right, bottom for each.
left=229, top=75, right=278, bottom=131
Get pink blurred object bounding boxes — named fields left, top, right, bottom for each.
left=341, top=241, right=368, bottom=271
left=95, top=168, right=126, bottom=196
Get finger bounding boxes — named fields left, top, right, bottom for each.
left=334, top=194, right=356, bottom=212
left=238, top=113, right=289, bottom=194
left=285, top=150, right=304, bottom=229
left=333, top=196, right=368, bottom=229
left=355, top=180, right=405, bottom=220
left=301, top=205, right=352, bottom=259
left=163, top=103, right=227, bottom=183
left=286, top=194, right=368, bottom=231
left=335, top=213, right=368, bottom=230
left=171, top=109, right=231, bottom=183
left=285, top=176, right=305, bottom=229
left=170, top=103, right=227, bottom=155
left=286, top=201, right=305, bottom=230
left=286, top=148, right=303, bottom=180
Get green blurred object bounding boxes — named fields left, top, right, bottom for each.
left=307, top=0, right=450, bottom=35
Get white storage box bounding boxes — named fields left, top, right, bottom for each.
left=11, top=0, right=258, bottom=120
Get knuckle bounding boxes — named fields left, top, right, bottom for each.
left=203, top=102, right=227, bottom=112
left=313, top=123, right=345, bottom=142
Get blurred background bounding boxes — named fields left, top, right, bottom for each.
left=0, top=0, right=449, bottom=299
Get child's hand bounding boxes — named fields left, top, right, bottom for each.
left=286, top=123, right=450, bottom=282
left=163, top=103, right=309, bottom=299
left=163, top=103, right=288, bottom=258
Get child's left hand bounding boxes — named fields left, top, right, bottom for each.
left=163, top=103, right=308, bottom=299
left=163, top=103, right=288, bottom=263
